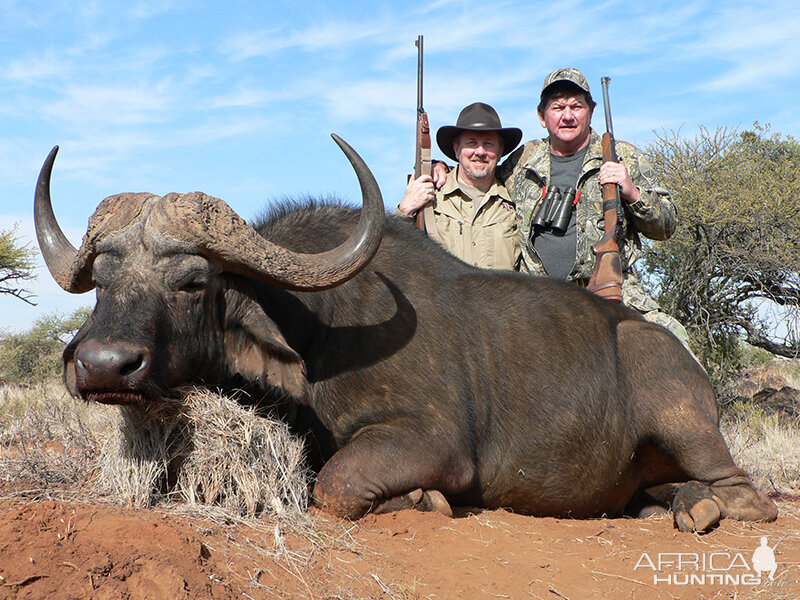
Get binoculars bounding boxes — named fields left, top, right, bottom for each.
left=531, top=185, right=577, bottom=234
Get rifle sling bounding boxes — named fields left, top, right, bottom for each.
left=416, top=144, right=441, bottom=242
left=602, top=199, right=618, bottom=213
left=421, top=204, right=440, bottom=243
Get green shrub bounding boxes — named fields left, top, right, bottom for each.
left=0, top=307, right=91, bottom=384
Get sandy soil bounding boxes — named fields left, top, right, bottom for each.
left=0, top=490, right=798, bottom=600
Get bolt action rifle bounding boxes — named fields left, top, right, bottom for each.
left=413, top=35, right=439, bottom=241
left=587, top=76, right=624, bottom=302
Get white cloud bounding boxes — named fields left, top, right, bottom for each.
left=4, top=50, right=72, bottom=85
left=322, top=79, right=411, bottom=123
left=123, top=0, right=188, bottom=20
left=43, top=83, right=174, bottom=127
left=662, top=1, right=800, bottom=95
left=219, top=18, right=392, bottom=62
left=208, top=84, right=291, bottom=110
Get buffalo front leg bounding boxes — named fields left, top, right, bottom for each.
left=313, top=424, right=474, bottom=519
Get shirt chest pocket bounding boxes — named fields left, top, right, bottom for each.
left=481, top=205, right=517, bottom=234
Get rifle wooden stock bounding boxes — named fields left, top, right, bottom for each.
left=414, top=110, right=432, bottom=230
left=587, top=134, right=624, bottom=301
left=587, top=78, right=624, bottom=302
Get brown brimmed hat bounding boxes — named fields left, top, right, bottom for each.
left=436, top=102, right=522, bottom=161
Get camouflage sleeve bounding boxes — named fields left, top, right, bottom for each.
left=497, top=146, right=523, bottom=191
left=618, top=141, right=678, bottom=241
left=497, top=141, right=537, bottom=196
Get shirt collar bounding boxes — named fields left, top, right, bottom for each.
left=442, top=167, right=511, bottom=201
left=522, top=130, right=603, bottom=178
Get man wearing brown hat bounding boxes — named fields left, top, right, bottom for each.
left=398, top=102, right=523, bottom=270
left=496, top=68, right=688, bottom=342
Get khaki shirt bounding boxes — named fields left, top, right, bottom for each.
left=429, top=168, right=520, bottom=270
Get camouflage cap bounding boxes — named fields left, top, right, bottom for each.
left=541, top=67, right=590, bottom=95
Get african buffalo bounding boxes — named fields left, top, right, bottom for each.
left=34, top=136, right=777, bottom=532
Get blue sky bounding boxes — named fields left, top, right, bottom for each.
left=2, top=0, right=800, bottom=332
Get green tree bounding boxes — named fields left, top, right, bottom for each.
left=643, top=124, right=800, bottom=388
left=0, top=224, right=37, bottom=304
left=0, top=307, right=92, bottom=383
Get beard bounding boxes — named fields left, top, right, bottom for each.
left=461, top=160, right=494, bottom=183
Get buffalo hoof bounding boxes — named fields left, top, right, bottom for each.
left=419, top=490, right=454, bottom=518
left=371, top=488, right=453, bottom=518
left=672, top=481, right=721, bottom=533
left=635, top=504, right=670, bottom=519
left=406, top=488, right=424, bottom=505
left=371, top=488, right=425, bottom=514
left=625, top=489, right=670, bottom=519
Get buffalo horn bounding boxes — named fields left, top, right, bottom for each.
left=183, top=134, right=386, bottom=291
left=34, top=146, right=83, bottom=292
left=35, top=135, right=385, bottom=293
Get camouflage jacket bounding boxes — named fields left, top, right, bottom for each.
left=497, top=131, right=677, bottom=280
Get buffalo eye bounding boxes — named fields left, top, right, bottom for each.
left=170, top=271, right=210, bottom=294
left=177, top=279, right=207, bottom=294
left=161, top=255, right=214, bottom=295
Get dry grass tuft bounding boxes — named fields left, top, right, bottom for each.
left=96, top=397, right=188, bottom=508
left=721, top=401, right=800, bottom=495
left=97, top=388, right=310, bottom=519
left=0, top=382, right=358, bottom=572
left=0, top=382, right=110, bottom=487
left=177, top=390, right=309, bottom=518
left=1, top=383, right=310, bottom=523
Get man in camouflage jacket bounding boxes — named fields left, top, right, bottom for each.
left=496, top=68, right=689, bottom=341
left=499, top=131, right=675, bottom=282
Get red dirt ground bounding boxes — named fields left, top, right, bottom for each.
left=0, top=491, right=797, bottom=600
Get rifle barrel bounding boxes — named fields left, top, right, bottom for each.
left=416, top=36, right=424, bottom=112
left=601, top=76, right=614, bottom=137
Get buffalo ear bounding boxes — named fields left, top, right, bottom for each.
left=223, top=286, right=311, bottom=404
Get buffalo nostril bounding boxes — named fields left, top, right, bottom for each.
left=120, top=353, right=150, bottom=378
left=74, top=341, right=152, bottom=389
